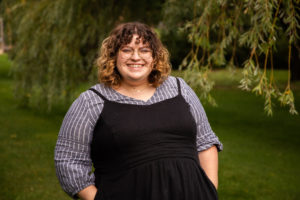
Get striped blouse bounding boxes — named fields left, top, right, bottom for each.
left=54, top=76, right=223, bottom=198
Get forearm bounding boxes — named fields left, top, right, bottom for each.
left=77, top=185, right=97, bottom=200
left=198, top=145, right=219, bottom=189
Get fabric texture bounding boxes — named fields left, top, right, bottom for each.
left=54, top=76, right=223, bottom=198
left=90, top=78, right=218, bottom=200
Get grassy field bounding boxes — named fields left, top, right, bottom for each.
left=0, top=54, right=69, bottom=199
left=0, top=54, right=300, bottom=200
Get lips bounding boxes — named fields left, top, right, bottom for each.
left=127, top=64, right=144, bottom=68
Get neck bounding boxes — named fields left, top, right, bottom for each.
left=120, top=79, right=151, bottom=91
left=113, top=79, right=156, bottom=101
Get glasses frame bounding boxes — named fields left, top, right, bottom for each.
left=118, top=46, right=153, bottom=59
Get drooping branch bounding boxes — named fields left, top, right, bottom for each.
left=179, top=0, right=298, bottom=115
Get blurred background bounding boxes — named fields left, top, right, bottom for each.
left=0, top=0, right=299, bottom=199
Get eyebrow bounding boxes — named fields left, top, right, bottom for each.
left=120, top=45, right=151, bottom=49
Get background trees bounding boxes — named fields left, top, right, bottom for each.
left=0, top=0, right=164, bottom=110
left=162, top=0, right=300, bottom=115
left=0, top=0, right=299, bottom=114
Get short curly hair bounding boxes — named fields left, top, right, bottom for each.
left=96, top=22, right=171, bottom=87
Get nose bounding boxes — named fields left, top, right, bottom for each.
left=131, top=50, right=141, bottom=60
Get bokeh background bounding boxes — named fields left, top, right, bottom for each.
left=0, top=0, right=299, bottom=199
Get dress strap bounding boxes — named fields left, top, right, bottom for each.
left=89, top=88, right=108, bottom=101
left=175, top=77, right=182, bottom=96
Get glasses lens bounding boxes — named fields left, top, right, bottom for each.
left=120, top=48, right=152, bottom=59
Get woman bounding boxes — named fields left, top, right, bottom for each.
left=55, top=22, right=223, bottom=200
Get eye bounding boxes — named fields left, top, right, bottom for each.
left=121, top=48, right=132, bottom=53
left=140, top=48, right=152, bottom=53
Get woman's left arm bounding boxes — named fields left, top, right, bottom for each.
left=198, top=145, right=218, bottom=189
left=178, top=77, right=222, bottom=190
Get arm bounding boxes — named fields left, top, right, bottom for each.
left=198, top=145, right=219, bottom=189
left=77, top=185, right=98, bottom=200
left=54, top=92, right=98, bottom=199
left=178, top=77, right=223, bottom=152
left=178, top=77, right=222, bottom=189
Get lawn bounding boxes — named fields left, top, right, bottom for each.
left=0, top=54, right=69, bottom=199
left=0, top=54, right=299, bottom=200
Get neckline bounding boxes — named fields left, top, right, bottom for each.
left=106, top=94, right=181, bottom=107
left=91, top=76, right=182, bottom=106
left=110, top=86, right=158, bottom=103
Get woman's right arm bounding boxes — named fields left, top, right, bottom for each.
left=55, top=92, right=97, bottom=199
left=77, top=185, right=98, bottom=200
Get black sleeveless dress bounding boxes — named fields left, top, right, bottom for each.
left=89, top=78, right=218, bottom=200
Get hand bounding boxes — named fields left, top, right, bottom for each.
left=77, top=185, right=98, bottom=200
left=198, top=145, right=219, bottom=189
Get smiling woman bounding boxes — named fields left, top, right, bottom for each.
left=54, top=22, right=223, bottom=200
left=97, top=22, right=170, bottom=88
left=96, top=22, right=171, bottom=102
left=117, top=36, right=153, bottom=78
left=115, top=35, right=155, bottom=101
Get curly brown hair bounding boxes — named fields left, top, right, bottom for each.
left=96, top=22, right=171, bottom=87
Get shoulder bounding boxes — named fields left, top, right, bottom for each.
left=161, top=76, right=193, bottom=95
left=80, top=83, right=117, bottom=105
left=155, top=76, right=178, bottom=96
left=66, top=84, right=107, bottom=116
left=70, top=84, right=108, bottom=124
left=160, top=75, right=187, bottom=89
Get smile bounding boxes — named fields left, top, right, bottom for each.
left=127, top=64, right=144, bottom=68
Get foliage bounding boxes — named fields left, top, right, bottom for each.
left=0, top=0, right=164, bottom=110
left=159, top=0, right=194, bottom=67
left=164, top=0, right=300, bottom=115
left=1, top=0, right=299, bottom=115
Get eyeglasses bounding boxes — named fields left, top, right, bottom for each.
left=119, top=47, right=153, bottom=59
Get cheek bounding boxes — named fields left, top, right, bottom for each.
left=146, top=57, right=154, bottom=66
left=116, top=56, right=126, bottom=68
left=118, top=54, right=128, bottom=60
left=149, top=59, right=155, bottom=70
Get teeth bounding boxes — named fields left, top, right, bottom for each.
left=128, top=65, right=143, bottom=68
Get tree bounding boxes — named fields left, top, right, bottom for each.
left=162, top=0, right=300, bottom=115
left=0, top=0, right=164, bottom=110
left=1, top=0, right=299, bottom=115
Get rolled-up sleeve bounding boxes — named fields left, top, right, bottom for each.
left=54, top=93, right=95, bottom=198
left=179, top=78, right=223, bottom=152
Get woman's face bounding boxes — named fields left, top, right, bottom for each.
left=116, top=34, right=154, bottom=85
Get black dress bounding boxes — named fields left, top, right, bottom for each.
left=89, top=78, right=218, bottom=200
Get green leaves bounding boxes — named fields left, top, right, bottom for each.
left=3, top=0, right=113, bottom=110
left=239, top=58, right=260, bottom=91
left=183, top=65, right=217, bottom=106
left=279, top=88, right=298, bottom=115
left=177, top=0, right=299, bottom=115
left=2, top=0, right=164, bottom=111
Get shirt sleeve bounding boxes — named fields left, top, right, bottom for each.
left=54, top=92, right=95, bottom=198
left=178, top=77, right=223, bottom=152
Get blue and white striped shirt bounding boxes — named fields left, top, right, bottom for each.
left=54, top=76, right=223, bottom=197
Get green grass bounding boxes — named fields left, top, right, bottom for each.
left=1, top=54, right=300, bottom=199
left=0, top=55, right=69, bottom=199
left=207, top=89, right=300, bottom=200
left=0, top=54, right=12, bottom=79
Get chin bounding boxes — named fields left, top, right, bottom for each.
left=125, top=75, right=148, bottom=82
left=128, top=76, right=147, bottom=82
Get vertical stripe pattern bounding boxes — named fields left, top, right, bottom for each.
left=54, top=76, right=223, bottom=198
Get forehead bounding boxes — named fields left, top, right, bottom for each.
left=124, top=34, right=149, bottom=47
